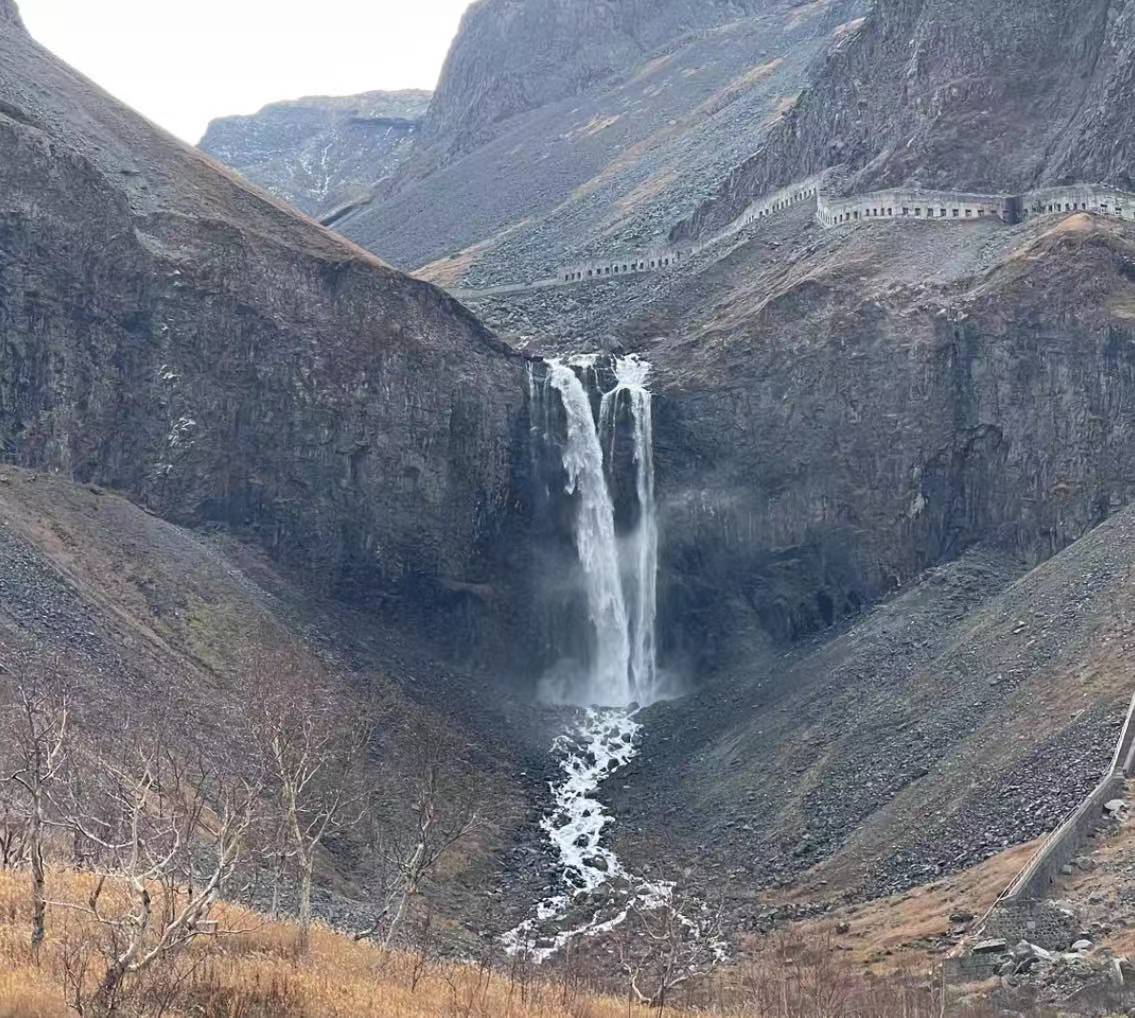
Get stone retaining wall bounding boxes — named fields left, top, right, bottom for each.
left=1020, top=184, right=1135, bottom=223
left=1001, top=689, right=1135, bottom=902
left=554, top=174, right=825, bottom=284
left=818, top=189, right=1012, bottom=227
left=494, top=180, right=1135, bottom=296
left=558, top=245, right=687, bottom=283
left=819, top=184, right=1135, bottom=229
left=718, top=173, right=825, bottom=238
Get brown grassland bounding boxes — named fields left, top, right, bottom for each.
left=0, top=868, right=970, bottom=1018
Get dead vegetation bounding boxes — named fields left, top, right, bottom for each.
left=0, top=866, right=986, bottom=1018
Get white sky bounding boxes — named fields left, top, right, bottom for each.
left=17, top=0, right=472, bottom=142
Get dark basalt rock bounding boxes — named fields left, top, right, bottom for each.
left=0, top=18, right=535, bottom=671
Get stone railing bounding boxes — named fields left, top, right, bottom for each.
left=457, top=179, right=1134, bottom=299
left=555, top=179, right=1135, bottom=290
left=1019, top=184, right=1135, bottom=223
left=818, top=188, right=1012, bottom=226
left=711, top=173, right=826, bottom=242
left=554, top=173, right=826, bottom=285
left=557, top=245, right=687, bottom=283
left=818, top=183, right=1135, bottom=229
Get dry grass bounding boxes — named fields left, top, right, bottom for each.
left=0, top=869, right=642, bottom=1018
left=0, top=867, right=977, bottom=1018
left=779, top=843, right=1040, bottom=973
left=413, top=218, right=534, bottom=284
left=691, top=60, right=785, bottom=120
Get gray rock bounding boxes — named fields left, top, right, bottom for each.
left=974, top=939, right=1009, bottom=954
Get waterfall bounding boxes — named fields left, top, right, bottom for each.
left=508, top=355, right=688, bottom=964
left=539, top=355, right=659, bottom=708
left=545, top=359, right=632, bottom=707
left=601, top=356, right=659, bottom=705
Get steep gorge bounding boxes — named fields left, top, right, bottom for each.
left=10, top=0, right=1135, bottom=989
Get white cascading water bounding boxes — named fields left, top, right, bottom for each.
left=544, top=359, right=633, bottom=707
left=601, top=355, right=659, bottom=706
left=505, top=354, right=701, bottom=963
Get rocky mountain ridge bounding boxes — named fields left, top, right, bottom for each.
left=0, top=13, right=534, bottom=673
left=408, top=0, right=778, bottom=174
left=676, top=0, right=1135, bottom=240
left=203, top=0, right=870, bottom=285
left=200, top=89, right=431, bottom=219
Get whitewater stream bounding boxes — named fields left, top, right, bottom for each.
left=501, top=707, right=674, bottom=961
left=504, top=355, right=717, bottom=963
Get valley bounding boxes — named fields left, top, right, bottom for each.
left=5, top=0, right=1135, bottom=1014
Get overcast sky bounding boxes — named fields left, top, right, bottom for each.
left=17, top=0, right=471, bottom=143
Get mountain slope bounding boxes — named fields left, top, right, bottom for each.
left=618, top=503, right=1135, bottom=922
left=200, top=90, right=431, bottom=219
left=678, top=0, right=1135, bottom=239
left=0, top=13, right=532, bottom=664
left=335, top=0, right=868, bottom=282
left=0, top=467, right=537, bottom=932
left=410, top=0, right=782, bottom=173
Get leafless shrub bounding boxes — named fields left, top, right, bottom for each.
left=617, top=891, right=725, bottom=1014
left=1, top=670, right=70, bottom=951
left=241, top=646, right=372, bottom=950
left=354, top=724, right=483, bottom=948
left=48, top=732, right=260, bottom=1014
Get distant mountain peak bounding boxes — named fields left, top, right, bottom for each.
left=1, top=0, right=25, bottom=29
left=199, top=89, right=432, bottom=219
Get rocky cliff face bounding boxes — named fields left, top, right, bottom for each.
left=652, top=217, right=1135, bottom=664
left=677, top=0, right=1135, bottom=240
left=0, top=22, right=531, bottom=664
left=410, top=0, right=772, bottom=173
left=200, top=90, right=431, bottom=219
left=338, top=0, right=866, bottom=279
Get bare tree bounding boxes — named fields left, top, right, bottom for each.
left=353, top=733, right=483, bottom=947
left=2, top=678, right=69, bottom=950
left=245, top=651, right=371, bottom=948
left=617, top=892, right=725, bottom=1013
left=52, top=737, right=259, bottom=1014
left=0, top=799, right=27, bottom=869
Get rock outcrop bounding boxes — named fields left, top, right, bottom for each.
left=649, top=214, right=1135, bottom=661
left=200, top=90, right=431, bottom=219
left=410, top=0, right=772, bottom=173
left=0, top=20, right=530, bottom=663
